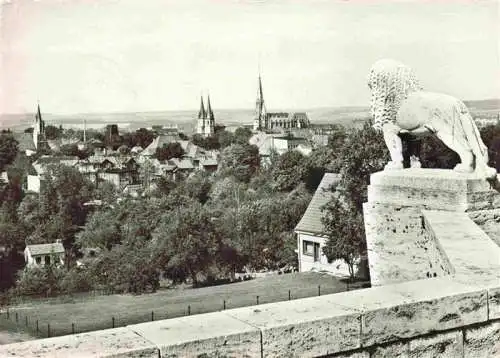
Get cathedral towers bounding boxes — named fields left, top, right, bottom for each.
left=196, top=95, right=215, bottom=137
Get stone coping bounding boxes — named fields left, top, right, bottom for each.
left=1, top=191, right=499, bottom=357
left=368, top=169, right=496, bottom=192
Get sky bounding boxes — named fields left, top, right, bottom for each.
left=0, top=0, right=499, bottom=114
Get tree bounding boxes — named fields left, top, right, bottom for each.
left=219, top=144, right=260, bottom=183
left=155, top=142, right=185, bottom=161
left=217, top=130, right=235, bottom=148
left=154, top=203, right=222, bottom=285
left=0, top=133, right=18, bottom=171
left=302, top=146, right=342, bottom=193
left=45, top=125, right=62, bottom=140
left=322, top=197, right=365, bottom=281
left=272, top=151, right=307, bottom=192
left=321, top=123, right=388, bottom=280
left=234, top=127, right=253, bottom=145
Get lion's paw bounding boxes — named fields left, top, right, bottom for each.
left=384, top=161, right=404, bottom=170
left=453, top=163, right=474, bottom=173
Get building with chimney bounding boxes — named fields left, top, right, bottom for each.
left=196, top=95, right=215, bottom=137
left=253, top=75, right=310, bottom=132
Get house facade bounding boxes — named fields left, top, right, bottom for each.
left=24, top=242, right=65, bottom=267
left=294, top=173, right=351, bottom=277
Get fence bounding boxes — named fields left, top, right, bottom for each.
left=1, top=281, right=367, bottom=339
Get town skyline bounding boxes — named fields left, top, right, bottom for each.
left=1, top=0, right=499, bottom=115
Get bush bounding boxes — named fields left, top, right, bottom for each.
left=14, top=265, right=66, bottom=298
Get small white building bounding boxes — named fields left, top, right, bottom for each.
left=24, top=242, right=65, bottom=267
left=294, top=173, right=351, bottom=277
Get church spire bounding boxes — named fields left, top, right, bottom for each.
left=198, top=96, right=206, bottom=119
left=257, top=75, right=264, bottom=105
left=253, top=73, right=266, bottom=131
left=206, top=95, right=214, bottom=122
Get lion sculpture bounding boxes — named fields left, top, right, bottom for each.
left=367, top=59, right=496, bottom=179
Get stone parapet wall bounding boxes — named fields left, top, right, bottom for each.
left=1, top=170, right=499, bottom=357
left=364, top=169, right=500, bottom=286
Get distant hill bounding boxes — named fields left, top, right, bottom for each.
left=1, top=99, right=498, bottom=132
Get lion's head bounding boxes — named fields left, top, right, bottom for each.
left=367, top=59, right=422, bottom=130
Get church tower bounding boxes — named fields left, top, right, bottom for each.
left=196, top=95, right=215, bottom=137
left=205, top=95, right=215, bottom=137
left=253, top=75, right=266, bottom=131
left=32, top=102, right=46, bottom=150
left=196, top=96, right=207, bottom=136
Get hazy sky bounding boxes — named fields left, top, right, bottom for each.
left=1, top=0, right=499, bottom=114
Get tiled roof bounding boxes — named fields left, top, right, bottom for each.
left=294, top=173, right=342, bottom=235
left=176, top=158, right=194, bottom=170
left=249, top=133, right=278, bottom=156
left=200, top=158, right=218, bottom=167
left=141, top=135, right=181, bottom=156
left=32, top=156, right=79, bottom=174
left=25, top=242, right=64, bottom=256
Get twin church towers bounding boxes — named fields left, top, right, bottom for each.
left=196, top=95, right=215, bottom=137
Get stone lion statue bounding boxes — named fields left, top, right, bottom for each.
left=367, top=59, right=496, bottom=179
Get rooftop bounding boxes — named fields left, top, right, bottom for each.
left=294, top=173, right=341, bottom=235
left=25, top=242, right=64, bottom=256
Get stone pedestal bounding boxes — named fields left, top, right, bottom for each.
left=363, top=168, right=500, bottom=286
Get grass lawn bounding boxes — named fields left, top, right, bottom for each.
left=0, top=272, right=367, bottom=340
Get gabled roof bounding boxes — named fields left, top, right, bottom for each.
left=32, top=156, right=79, bottom=175
left=25, top=242, right=64, bottom=256
left=249, top=132, right=280, bottom=156
left=141, top=135, right=182, bottom=156
left=171, top=158, right=194, bottom=170
left=200, top=158, right=218, bottom=167
left=294, top=173, right=342, bottom=235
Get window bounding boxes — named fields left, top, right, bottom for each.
left=44, top=256, right=51, bottom=265
left=35, top=257, right=42, bottom=265
left=303, top=241, right=320, bottom=262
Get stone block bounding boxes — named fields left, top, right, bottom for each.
left=329, top=350, right=370, bottom=358
left=366, top=169, right=496, bottom=211
left=408, top=330, right=463, bottom=357
left=128, top=311, right=261, bottom=358
left=422, top=210, right=500, bottom=277
left=464, top=321, right=500, bottom=358
left=325, top=277, right=487, bottom=347
left=0, top=327, right=159, bottom=358
left=363, top=203, right=450, bottom=286
left=371, top=341, right=408, bottom=358
left=489, top=285, right=500, bottom=320
left=226, top=294, right=361, bottom=357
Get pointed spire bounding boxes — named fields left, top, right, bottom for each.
left=257, top=74, right=264, bottom=103
left=83, top=118, right=87, bottom=143
left=36, top=101, right=42, bottom=121
left=207, top=95, right=214, bottom=121
left=198, top=96, right=206, bottom=119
